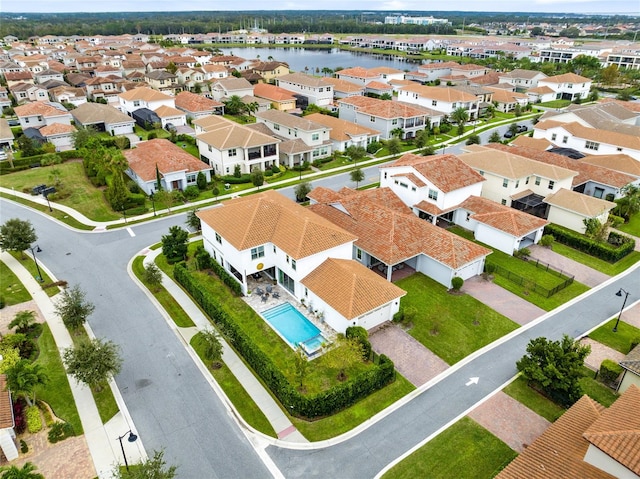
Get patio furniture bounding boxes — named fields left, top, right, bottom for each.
left=261, top=294, right=268, bottom=303
left=272, top=292, right=280, bottom=299
left=266, top=285, right=273, bottom=293
left=255, top=287, right=264, bottom=295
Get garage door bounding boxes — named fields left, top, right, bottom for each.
left=359, top=304, right=391, bottom=331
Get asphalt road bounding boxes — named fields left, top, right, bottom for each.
left=2, top=192, right=638, bottom=478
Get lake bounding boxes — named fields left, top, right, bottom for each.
left=218, top=47, right=422, bottom=73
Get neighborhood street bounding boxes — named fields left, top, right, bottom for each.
left=1, top=193, right=638, bottom=478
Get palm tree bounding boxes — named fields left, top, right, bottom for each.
left=345, top=145, right=367, bottom=166
left=8, top=311, right=37, bottom=335
left=223, top=95, right=245, bottom=116
left=321, top=67, right=333, bottom=77
left=5, top=360, right=48, bottom=406
left=451, top=107, right=469, bottom=136
left=390, top=127, right=404, bottom=139
left=0, top=462, right=44, bottom=479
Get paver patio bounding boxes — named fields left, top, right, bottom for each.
left=579, top=337, right=626, bottom=371
left=528, top=245, right=609, bottom=288
left=467, top=391, right=550, bottom=453
left=369, top=323, right=448, bottom=387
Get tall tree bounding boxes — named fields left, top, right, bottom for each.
left=489, top=131, right=501, bottom=143
left=106, top=170, right=129, bottom=212
left=451, top=107, right=469, bottom=136
left=200, top=329, right=223, bottom=369
left=161, top=226, right=189, bottom=263
left=251, top=166, right=264, bottom=189
left=71, top=125, right=99, bottom=150
left=0, top=218, right=37, bottom=259
left=63, top=338, right=122, bottom=392
left=54, top=284, right=95, bottom=331
left=5, top=360, right=48, bottom=406
left=142, top=263, right=163, bottom=291
left=111, top=450, right=177, bottom=479
left=386, top=137, right=402, bottom=157
left=345, top=145, right=367, bottom=166
left=350, top=168, right=365, bottom=188
left=294, top=182, right=312, bottom=202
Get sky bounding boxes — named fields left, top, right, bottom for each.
left=6, top=1, right=640, bottom=14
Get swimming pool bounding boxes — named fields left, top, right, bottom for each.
left=262, top=303, right=326, bottom=354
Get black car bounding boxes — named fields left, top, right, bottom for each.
left=7, top=118, right=19, bottom=126
left=503, top=130, right=514, bottom=138
left=517, top=124, right=528, bottom=133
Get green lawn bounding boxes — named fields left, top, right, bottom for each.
left=190, top=333, right=276, bottom=438
left=588, top=319, right=640, bottom=354
left=0, top=192, right=94, bottom=230
left=8, top=252, right=59, bottom=298
left=0, top=161, right=121, bottom=222
left=0, top=260, right=32, bottom=305
left=382, top=417, right=517, bottom=479
left=550, top=242, right=640, bottom=276
left=34, top=323, right=83, bottom=435
left=578, top=369, right=619, bottom=407
left=395, top=273, right=519, bottom=365
left=492, top=274, right=590, bottom=311
left=539, top=100, right=571, bottom=108
left=503, top=376, right=565, bottom=422
left=617, top=214, right=640, bottom=237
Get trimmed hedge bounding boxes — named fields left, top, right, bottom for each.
left=26, top=406, right=42, bottom=433
left=194, top=247, right=242, bottom=296
left=599, top=359, right=623, bottom=385
left=346, top=326, right=372, bottom=360
left=544, top=223, right=635, bottom=263
left=174, top=263, right=395, bottom=418
left=221, top=174, right=252, bottom=184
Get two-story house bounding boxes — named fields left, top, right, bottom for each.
left=118, top=86, right=175, bottom=116
left=537, top=72, right=592, bottom=101
left=209, top=77, right=254, bottom=101
left=253, top=83, right=297, bottom=111
left=249, top=61, right=290, bottom=84
left=398, top=85, right=480, bottom=120
left=304, top=113, right=380, bottom=153
left=175, top=67, right=205, bottom=92
left=84, top=76, right=121, bottom=103
left=14, top=101, right=72, bottom=130
left=498, top=69, right=548, bottom=92
left=144, top=70, right=179, bottom=94
left=194, top=115, right=280, bottom=176
left=9, top=82, right=49, bottom=103
left=276, top=72, right=333, bottom=108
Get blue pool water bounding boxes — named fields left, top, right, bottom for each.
left=262, top=303, right=324, bottom=351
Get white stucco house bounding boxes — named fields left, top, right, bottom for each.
left=276, top=72, right=333, bottom=107
left=544, top=188, right=616, bottom=234
left=537, top=72, right=592, bottom=101
left=14, top=101, right=72, bottom=130
left=617, top=345, right=640, bottom=395
left=118, top=87, right=176, bottom=116
left=397, top=85, right=480, bottom=120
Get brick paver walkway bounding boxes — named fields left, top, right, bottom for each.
left=579, top=337, right=626, bottom=371
left=369, top=323, right=448, bottom=387
left=468, top=392, right=550, bottom=453
left=463, top=277, right=545, bottom=325
left=528, top=245, right=610, bottom=288
left=0, top=300, right=45, bottom=335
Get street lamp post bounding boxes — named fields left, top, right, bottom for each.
left=116, top=430, right=138, bottom=471
left=43, top=192, right=52, bottom=212
left=29, top=245, right=43, bottom=282
left=613, top=288, right=629, bottom=332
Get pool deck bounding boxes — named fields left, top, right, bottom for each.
left=242, top=276, right=337, bottom=354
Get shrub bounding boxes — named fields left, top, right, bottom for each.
left=403, top=305, right=418, bottom=322
left=366, top=142, right=382, bottom=154
left=392, top=310, right=404, bottom=323
left=439, top=123, right=452, bottom=134
left=264, top=169, right=273, bottom=177
left=271, top=164, right=280, bottom=174
left=451, top=276, right=464, bottom=291
left=147, top=132, right=157, bottom=140
left=20, top=439, right=28, bottom=453
left=222, top=174, right=251, bottom=184
left=544, top=224, right=635, bottom=262
left=346, top=326, right=372, bottom=360
left=514, top=247, right=531, bottom=259
left=539, top=234, right=555, bottom=248
left=599, top=359, right=623, bottom=385
left=48, top=421, right=75, bottom=444
left=630, top=337, right=640, bottom=351
left=124, top=206, right=148, bottom=216
left=26, top=406, right=42, bottom=433
left=312, top=159, right=322, bottom=168
left=183, top=185, right=200, bottom=200
left=13, top=399, right=26, bottom=434
left=608, top=214, right=624, bottom=228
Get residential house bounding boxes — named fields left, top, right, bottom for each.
left=368, top=67, right=405, bottom=84
left=0, top=87, right=10, bottom=108
left=497, top=69, right=547, bottom=92
left=525, top=85, right=558, bottom=104
left=581, top=154, right=640, bottom=184
left=539, top=102, right=640, bottom=137
left=124, top=138, right=212, bottom=194
left=194, top=115, right=280, bottom=176
left=338, top=96, right=442, bottom=140
left=94, top=65, right=123, bottom=78
left=118, top=86, right=175, bottom=116
left=323, top=77, right=366, bottom=99
left=308, top=186, right=491, bottom=285
left=196, top=190, right=404, bottom=334
left=253, top=83, right=297, bottom=111
left=144, top=70, right=179, bottom=94
left=210, top=77, right=254, bottom=102
left=38, top=123, right=76, bottom=151
left=617, top=345, right=640, bottom=395
left=240, top=95, right=271, bottom=114
left=14, top=101, right=72, bottom=130
left=83, top=76, right=121, bottom=102
left=0, top=118, right=15, bottom=152
left=404, top=61, right=462, bottom=83
left=497, top=385, right=640, bottom=479
left=34, top=68, right=64, bottom=84
left=201, top=64, right=229, bottom=82
left=174, top=90, right=224, bottom=120
left=533, top=120, right=640, bottom=161
left=335, top=67, right=382, bottom=86
left=537, top=72, right=592, bottom=101
left=364, top=81, right=393, bottom=98
left=4, top=71, right=34, bottom=87
left=153, top=105, right=187, bottom=129
left=0, top=375, right=18, bottom=461
left=486, top=87, right=529, bottom=113
left=544, top=188, right=616, bottom=234
left=304, top=113, right=380, bottom=153
left=255, top=109, right=332, bottom=165
left=249, top=61, right=290, bottom=83
left=175, top=67, right=205, bottom=92
left=397, top=85, right=480, bottom=120
left=9, top=82, right=49, bottom=103
left=49, top=86, right=87, bottom=107
left=276, top=72, right=333, bottom=108
left=71, top=102, right=136, bottom=136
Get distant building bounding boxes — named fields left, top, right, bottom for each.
left=384, top=15, right=450, bottom=26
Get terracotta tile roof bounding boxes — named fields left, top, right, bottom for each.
left=582, top=385, right=640, bottom=475
left=460, top=145, right=577, bottom=182
left=301, top=258, right=405, bottom=320
left=544, top=188, right=615, bottom=216
left=5, top=71, right=33, bottom=81
left=391, top=172, right=426, bottom=188
left=366, top=81, right=393, bottom=91
left=124, top=138, right=210, bottom=182
left=196, top=190, right=356, bottom=259
left=308, top=187, right=490, bottom=268
left=542, top=72, right=592, bottom=84
left=253, top=83, right=296, bottom=102
left=118, top=86, right=173, bottom=102
left=511, top=136, right=552, bottom=151
left=527, top=85, right=555, bottom=95
left=399, top=85, right=478, bottom=102
left=598, top=98, right=640, bottom=113
left=539, top=121, right=640, bottom=151
left=369, top=66, right=403, bottom=75
left=339, top=96, right=441, bottom=119
left=0, top=119, right=14, bottom=141
left=620, top=345, right=640, bottom=376
left=305, top=113, right=379, bottom=142
left=486, top=87, right=529, bottom=103
left=39, top=123, right=76, bottom=136
left=0, top=375, right=14, bottom=429
left=195, top=115, right=279, bottom=150
left=323, top=77, right=366, bottom=93
left=497, top=395, right=613, bottom=479
left=278, top=72, right=333, bottom=88
left=338, top=66, right=381, bottom=79
left=174, top=91, right=222, bottom=113
left=154, top=105, right=184, bottom=118
left=460, top=196, right=548, bottom=236
left=278, top=138, right=313, bottom=155
left=488, top=143, right=635, bottom=189
left=500, top=69, right=547, bottom=80
left=581, top=154, right=640, bottom=178
left=256, top=109, right=326, bottom=132
left=14, top=102, right=69, bottom=118
left=386, top=153, right=485, bottom=193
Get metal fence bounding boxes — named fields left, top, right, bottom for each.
left=486, top=258, right=575, bottom=298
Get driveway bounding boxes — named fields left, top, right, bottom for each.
left=579, top=337, right=626, bottom=371
left=528, top=245, right=610, bottom=288
left=463, top=276, right=545, bottom=325
left=369, top=323, right=448, bottom=387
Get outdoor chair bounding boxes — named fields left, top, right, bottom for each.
left=261, top=294, right=268, bottom=303
left=266, top=285, right=273, bottom=293
left=256, top=287, right=264, bottom=295
left=272, top=292, right=280, bottom=299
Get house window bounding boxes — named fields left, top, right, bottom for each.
left=585, top=141, right=599, bottom=151
left=186, top=174, right=197, bottom=183
left=228, top=148, right=237, bottom=157
left=515, top=180, right=519, bottom=188
left=215, top=233, right=222, bottom=244
left=399, top=182, right=408, bottom=189
left=551, top=133, right=557, bottom=141
left=273, top=245, right=276, bottom=253
left=535, top=176, right=541, bottom=186
left=411, top=186, right=416, bottom=192
left=384, top=172, right=387, bottom=179
left=133, top=100, right=140, bottom=107
left=356, top=248, right=362, bottom=260
left=312, top=133, right=319, bottom=141
left=291, top=259, right=296, bottom=271
left=304, top=287, right=308, bottom=297
left=478, top=170, right=484, bottom=176
left=251, top=245, right=264, bottom=260
left=548, top=180, right=555, bottom=190
left=466, top=212, right=471, bottom=222
left=501, top=199, right=507, bottom=205
left=273, top=124, right=280, bottom=131
left=562, top=136, right=568, bottom=144
left=392, top=119, right=398, bottom=125
left=503, top=179, right=509, bottom=188
left=428, top=189, right=438, bottom=200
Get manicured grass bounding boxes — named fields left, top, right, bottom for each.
left=382, top=417, right=517, bottom=479
left=578, top=369, right=619, bottom=407
left=503, top=376, right=565, bottom=422
left=395, top=273, right=519, bottom=365
left=539, top=99, right=571, bottom=108
left=588, top=319, right=640, bottom=354
left=9, top=252, right=59, bottom=297
left=0, top=161, right=121, bottom=222
left=551, top=242, right=640, bottom=276
left=34, top=323, right=83, bottom=434
left=0, top=192, right=94, bottom=230
left=488, top=251, right=571, bottom=290
left=0, top=260, right=32, bottom=305
left=492, top=274, right=590, bottom=311
left=292, top=374, right=415, bottom=441
left=617, top=213, right=640, bottom=237
left=132, top=256, right=195, bottom=328
left=190, top=332, right=276, bottom=438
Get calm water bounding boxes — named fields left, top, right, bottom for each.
left=219, top=47, right=421, bottom=73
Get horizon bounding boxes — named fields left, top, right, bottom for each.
left=3, top=3, right=639, bottom=15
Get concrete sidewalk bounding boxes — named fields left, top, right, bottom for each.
left=140, top=248, right=307, bottom=443
left=2, top=252, right=146, bottom=478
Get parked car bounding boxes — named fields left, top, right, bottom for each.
left=517, top=124, right=528, bottom=133
left=165, top=123, right=177, bottom=133
left=7, top=118, right=19, bottom=126
left=503, top=130, right=514, bottom=138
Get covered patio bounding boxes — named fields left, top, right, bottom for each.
left=371, top=262, right=416, bottom=282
